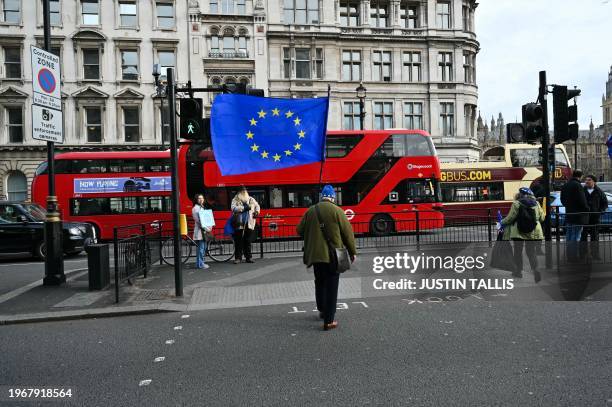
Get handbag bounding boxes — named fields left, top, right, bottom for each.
left=489, top=230, right=516, bottom=272
left=314, top=204, right=351, bottom=273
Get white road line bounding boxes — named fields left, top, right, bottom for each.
left=139, top=380, right=152, bottom=386
left=0, top=268, right=88, bottom=305
left=154, top=357, right=165, bottom=363
left=165, top=339, right=175, bottom=345
left=181, top=314, right=190, bottom=319
left=173, top=325, right=182, bottom=330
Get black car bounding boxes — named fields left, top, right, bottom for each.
left=0, top=201, right=96, bottom=259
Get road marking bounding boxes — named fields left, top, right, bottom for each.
left=154, top=357, right=165, bottom=363
left=139, top=380, right=152, bottom=386
left=0, top=268, right=88, bottom=305
left=165, top=339, right=175, bottom=345
left=173, top=325, right=182, bottom=330
left=181, top=314, right=190, bottom=319
left=288, top=307, right=306, bottom=314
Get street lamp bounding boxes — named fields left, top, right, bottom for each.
left=153, top=64, right=167, bottom=150
left=356, top=82, right=366, bottom=130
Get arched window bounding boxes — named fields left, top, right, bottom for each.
left=7, top=171, right=27, bottom=201
left=210, top=77, right=222, bottom=103
left=238, top=29, right=248, bottom=56
left=222, top=28, right=235, bottom=55
left=210, top=27, right=220, bottom=54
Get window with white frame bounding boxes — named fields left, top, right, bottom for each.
left=119, top=1, right=137, bottom=27
left=339, top=0, right=359, bottom=26
left=237, top=0, right=245, bottom=14
left=436, top=1, right=451, bottom=29
left=400, top=2, right=419, bottom=28
left=343, top=102, right=361, bottom=130
left=238, top=35, right=247, bottom=56
left=295, top=48, right=311, bottom=79
left=342, top=50, right=361, bottom=81
left=282, top=48, right=291, bottom=79
left=81, top=0, right=99, bottom=25
left=7, top=171, right=27, bottom=201
left=122, top=106, right=140, bottom=142
left=3, top=46, right=21, bottom=79
left=159, top=104, right=170, bottom=142
left=314, top=48, right=323, bottom=79
left=121, top=49, right=138, bottom=80
left=283, top=47, right=323, bottom=80
left=374, top=102, right=393, bottom=130
left=404, top=102, right=423, bottom=130
left=402, top=51, right=421, bottom=82
left=372, top=50, right=391, bottom=82
left=84, top=106, right=102, bottom=142
left=370, top=1, right=389, bottom=28
left=5, top=106, right=23, bottom=143
left=82, top=48, right=100, bottom=80
left=439, top=102, right=454, bottom=137
left=2, top=0, right=20, bottom=24
left=156, top=50, right=175, bottom=81
left=156, top=1, right=174, bottom=29
left=284, top=0, right=319, bottom=25
left=462, top=1, right=474, bottom=32
left=464, top=104, right=476, bottom=138
left=463, top=51, right=475, bottom=84
left=49, top=0, right=60, bottom=25
left=438, top=52, right=453, bottom=82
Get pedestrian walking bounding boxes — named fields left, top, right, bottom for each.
left=560, top=170, right=589, bottom=242
left=192, top=194, right=210, bottom=269
left=581, top=175, right=608, bottom=259
left=500, top=187, right=544, bottom=282
left=297, top=185, right=356, bottom=331
left=230, top=187, right=260, bottom=264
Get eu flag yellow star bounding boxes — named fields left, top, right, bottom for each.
left=293, top=117, right=301, bottom=126
left=251, top=143, right=259, bottom=152
left=261, top=151, right=269, bottom=159
left=293, top=143, right=301, bottom=151
left=284, top=150, right=293, bottom=156
left=273, top=154, right=281, bottom=162
left=250, top=118, right=257, bottom=126
left=285, top=111, right=294, bottom=118
left=298, top=130, right=305, bottom=138
left=257, top=109, right=267, bottom=118
left=272, top=108, right=280, bottom=116
left=246, top=131, right=254, bottom=139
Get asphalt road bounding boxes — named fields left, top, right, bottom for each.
left=1, top=297, right=611, bottom=406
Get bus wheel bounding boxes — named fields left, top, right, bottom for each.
left=370, top=214, right=394, bottom=237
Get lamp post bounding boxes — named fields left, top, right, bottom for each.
left=153, top=64, right=167, bottom=150
left=356, top=82, right=366, bottom=130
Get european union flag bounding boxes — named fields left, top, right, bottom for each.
left=211, top=94, right=329, bottom=176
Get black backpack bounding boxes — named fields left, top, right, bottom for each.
left=516, top=203, right=537, bottom=234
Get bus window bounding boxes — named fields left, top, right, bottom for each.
left=72, top=160, right=107, bottom=174
left=377, top=134, right=434, bottom=158
left=440, top=182, right=504, bottom=202
left=285, top=187, right=318, bottom=207
left=123, top=197, right=137, bottom=213
left=326, top=135, right=362, bottom=158
left=554, top=148, right=569, bottom=167
left=147, top=159, right=171, bottom=172
left=384, top=179, right=438, bottom=204
left=510, top=149, right=540, bottom=167
left=270, top=188, right=283, bottom=208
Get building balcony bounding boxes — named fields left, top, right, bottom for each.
left=208, top=50, right=249, bottom=59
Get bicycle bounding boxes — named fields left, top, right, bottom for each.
left=160, top=232, right=234, bottom=265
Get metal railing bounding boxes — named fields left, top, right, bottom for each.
left=113, top=222, right=163, bottom=303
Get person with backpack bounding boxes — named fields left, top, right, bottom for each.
left=500, top=187, right=544, bottom=280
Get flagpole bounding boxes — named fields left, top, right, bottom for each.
left=318, top=85, right=331, bottom=193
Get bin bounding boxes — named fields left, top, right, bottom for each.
left=85, top=244, right=110, bottom=290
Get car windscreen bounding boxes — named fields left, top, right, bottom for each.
left=22, top=204, right=47, bottom=221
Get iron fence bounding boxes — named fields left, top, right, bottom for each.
left=113, top=222, right=163, bottom=303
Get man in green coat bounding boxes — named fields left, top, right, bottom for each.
left=500, top=187, right=544, bottom=280
left=297, top=185, right=356, bottom=331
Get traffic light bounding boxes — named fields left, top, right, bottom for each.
left=552, top=85, right=581, bottom=144
left=180, top=98, right=203, bottom=140
left=506, top=123, right=524, bottom=143
left=521, top=102, right=545, bottom=143
left=222, top=83, right=265, bottom=97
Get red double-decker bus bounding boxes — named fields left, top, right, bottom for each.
left=179, top=129, right=444, bottom=237
left=32, top=130, right=443, bottom=240
left=31, top=151, right=172, bottom=240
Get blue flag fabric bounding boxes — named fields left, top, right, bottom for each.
left=211, top=94, right=329, bottom=176
left=607, top=134, right=612, bottom=159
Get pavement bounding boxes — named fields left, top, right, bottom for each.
left=2, top=240, right=612, bottom=325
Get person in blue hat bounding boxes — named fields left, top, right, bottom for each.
left=500, top=186, right=544, bottom=280
left=297, top=184, right=357, bottom=331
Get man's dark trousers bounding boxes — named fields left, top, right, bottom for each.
left=313, top=263, right=340, bottom=324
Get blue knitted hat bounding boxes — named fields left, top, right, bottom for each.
left=321, top=185, right=336, bottom=200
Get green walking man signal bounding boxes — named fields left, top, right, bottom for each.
left=180, top=98, right=203, bottom=140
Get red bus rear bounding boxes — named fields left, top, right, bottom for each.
left=179, top=129, right=444, bottom=237
left=31, top=151, right=172, bottom=240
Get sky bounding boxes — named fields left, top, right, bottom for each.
left=476, top=0, right=612, bottom=129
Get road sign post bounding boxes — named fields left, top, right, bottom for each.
left=36, top=0, right=65, bottom=285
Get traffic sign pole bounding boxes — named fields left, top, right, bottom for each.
left=41, top=0, right=65, bottom=285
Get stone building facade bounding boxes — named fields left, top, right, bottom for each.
left=564, top=120, right=612, bottom=182
left=0, top=0, right=189, bottom=200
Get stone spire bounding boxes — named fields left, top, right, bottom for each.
left=490, top=116, right=496, bottom=132
left=477, top=110, right=484, bottom=131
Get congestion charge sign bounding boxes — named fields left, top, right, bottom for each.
left=31, top=46, right=63, bottom=143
